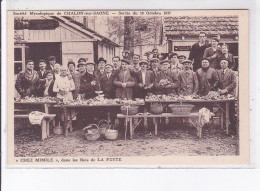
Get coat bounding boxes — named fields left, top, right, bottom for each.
left=178, top=70, right=199, bottom=95
left=15, top=70, right=39, bottom=97
left=37, top=70, right=49, bottom=97
left=53, top=75, right=75, bottom=101
left=154, top=70, right=179, bottom=95
left=203, top=47, right=222, bottom=69
left=42, top=80, right=56, bottom=97
left=135, top=70, right=155, bottom=98
left=217, top=68, right=237, bottom=95
left=196, top=67, right=219, bottom=96
left=80, top=72, right=100, bottom=99
left=100, top=73, right=116, bottom=99
left=114, top=69, right=136, bottom=100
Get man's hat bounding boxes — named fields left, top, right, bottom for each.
left=212, top=37, right=220, bottom=42
left=178, top=55, right=186, bottom=59
left=105, top=63, right=113, bottom=68
left=139, top=60, right=149, bottom=66
left=201, top=57, right=211, bottom=63
left=182, top=60, right=193, bottom=65
left=86, top=62, right=95, bottom=66
left=78, top=58, right=86, bottom=63
left=160, top=60, right=171, bottom=65
left=219, top=58, right=229, bottom=63
left=48, top=56, right=56, bottom=61
left=121, top=59, right=131, bottom=65
left=150, top=57, right=159, bottom=62
left=97, top=57, right=107, bottom=64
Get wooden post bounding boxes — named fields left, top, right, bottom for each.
left=44, top=103, right=49, bottom=114
left=220, top=104, right=224, bottom=129
left=46, top=119, right=50, bottom=137
left=154, top=118, right=158, bottom=135
left=130, top=117, right=133, bottom=139
left=41, top=119, right=47, bottom=140
left=64, top=107, right=68, bottom=137
left=226, top=102, right=230, bottom=135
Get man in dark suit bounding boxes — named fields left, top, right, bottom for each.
left=95, top=57, right=107, bottom=81
left=217, top=58, right=237, bottom=128
left=135, top=60, right=154, bottom=99
left=37, top=59, right=49, bottom=97
left=217, top=59, right=237, bottom=95
left=100, top=63, right=116, bottom=99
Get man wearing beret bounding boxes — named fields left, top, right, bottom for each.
left=196, top=58, right=219, bottom=96
left=154, top=60, right=179, bottom=95
left=135, top=60, right=154, bottom=99
left=203, top=37, right=222, bottom=69
left=114, top=59, right=136, bottom=100
left=178, top=60, right=199, bottom=96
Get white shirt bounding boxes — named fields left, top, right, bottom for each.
left=141, top=70, right=146, bottom=85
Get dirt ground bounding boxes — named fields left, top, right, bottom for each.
left=14, top=122, right=239, bottom=157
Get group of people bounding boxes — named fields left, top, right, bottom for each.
left=15, top=32, right=237, bottom=103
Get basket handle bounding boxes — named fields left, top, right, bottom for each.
left=98, top=119, right=110, bottom=127
left=82, top=124, right=100, bottom=132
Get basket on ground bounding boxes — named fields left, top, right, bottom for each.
left=121, top=105, right=139, bottom=115
left=150, top=103, right=163, bottom=114
left=98, top=119, right=110, bottom=135
left=104, top=128, right=118, bottom=141
left=82, top=124, right=100, bottom=141
left=168, top=103, right=194, bottom=115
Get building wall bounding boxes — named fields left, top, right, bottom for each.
left=62, top=41, right=94, bottom=65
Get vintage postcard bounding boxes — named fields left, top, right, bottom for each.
left=7, top=9, right=249, bottom=167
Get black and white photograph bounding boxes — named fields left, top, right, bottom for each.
left=7, top=10, right=249, bottom=166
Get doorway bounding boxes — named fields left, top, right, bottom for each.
left=26, top=42, right=62, bottom=70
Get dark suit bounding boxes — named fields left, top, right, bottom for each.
left=217, top=68, right=236, bottom=95
left=100, top=73, right=116, bottom=98
left=114, top=69, right=136, bottom=100
left=203, top=47, right=222, bottom=69
left=80, top=72, right=100, bottom=99
left=135, top=70, right=155, bottom=98
left=37, top=70, right=48, bottom=97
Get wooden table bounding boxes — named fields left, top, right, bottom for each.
left=117, top=113, right=202, bottom=139
left=145, top=99, right=237, bottom=135
left=14, top=114, right=56, bottom=140
left=54, top=103, right=144, bottom=137
left=14, top=101, right=57, bottom=114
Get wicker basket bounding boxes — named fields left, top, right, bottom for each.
left=121, top=105, right=139, bottom=115
left=150, top=103, right=163, bottom=114
left=168, top=103, right=194, bottom=115
left=98, top=119, right=110, bottom=135
left=82, top=124, right=100, bottom=141
left=104, top=125, right=118, bottom=141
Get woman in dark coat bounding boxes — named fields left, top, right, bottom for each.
left=15, top=60, right=39, bottom=97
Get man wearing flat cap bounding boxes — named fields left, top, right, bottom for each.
left=114, top=59, right=136, bottom=99
left=135, top=60, right=154, bottom=98
left=196, top=58, right=219, bottom=96
left=203, top=37, right=222, bottom=69
left=154, top=60, right=179, bottom=95
left=178, top=60, right=199, bottom=96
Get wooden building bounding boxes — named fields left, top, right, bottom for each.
left=14, top=16, right=119, bottom=74
left=162, top=16, right=239, bottom=61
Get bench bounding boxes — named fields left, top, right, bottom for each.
left=117, top=113, right=202, bottom=139
left=14, top=114, right=56, bottom=140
